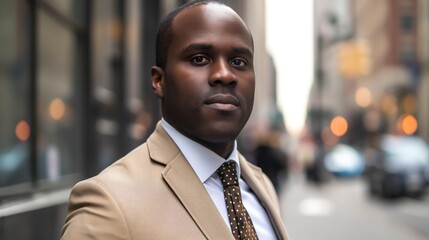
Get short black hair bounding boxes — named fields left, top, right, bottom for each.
left=155, top=0, right=226, bottom=69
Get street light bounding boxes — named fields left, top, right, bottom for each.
left=330, top=115, right=348, bottom=137
left=398, top=114, right=418, bottom=135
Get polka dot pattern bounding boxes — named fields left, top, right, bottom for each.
left=217, top=161, right=259, bottom=240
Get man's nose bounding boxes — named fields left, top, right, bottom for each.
left=209, top=59, right=237, bottom=87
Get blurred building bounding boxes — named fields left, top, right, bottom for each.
left=309, top=0, right=429, bottom=146
left=310, top=0, right=355, bottom=135
left=417, top=0, right=429, bottom=142
left=0, top=0, right=275, bottom=239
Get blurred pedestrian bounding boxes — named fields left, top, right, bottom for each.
left=255, top=130, right=289, bottom=192
left=61, top=1, right=288, bottom=239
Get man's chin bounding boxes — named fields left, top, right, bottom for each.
left=199, top=128, right=241, bottom=143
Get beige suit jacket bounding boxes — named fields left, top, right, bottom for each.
left=61, top=122, right=289, bottom=239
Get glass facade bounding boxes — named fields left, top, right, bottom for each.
left=0, top=0, right=87, bottom=192
left=1, top=2, right=162, bottom=238
left=0, top=0, right=32, bottom=189
left=91, top=0, right=124, bottom=172
left=36, top=7, right=84, bottom=182
left=0, top=0, right=165, bottom=192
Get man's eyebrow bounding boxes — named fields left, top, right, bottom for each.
left=181, top=44, right=253, bottom=57
left=232, top=47, right=253, bottom=57
left=181, top=43, right=213, bottom=53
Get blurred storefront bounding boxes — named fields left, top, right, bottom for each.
left=0, top=1, right=155, bottom=238
left=0, top=0, right=275, bottom=239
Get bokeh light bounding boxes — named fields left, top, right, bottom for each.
left=400, top=114, right=418, bottom=135
left=355, top=87, right=372, bottom=108
left=16, top=120, right=30, bottom=142
left=330, top=116, right=348, bottom=137
left=49, top=98, right=66, bottom=121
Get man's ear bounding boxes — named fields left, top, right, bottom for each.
left=151, top=66, right=164, bottom=98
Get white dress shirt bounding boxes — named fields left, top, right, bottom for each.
left=162, top=119, right=277, bottom=240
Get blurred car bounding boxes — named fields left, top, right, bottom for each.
left=365, top=135, right=429, bottom=198
left=323, top=144, right=365, bottom=177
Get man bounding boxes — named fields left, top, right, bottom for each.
left=61, top=1, right=289, bottom=239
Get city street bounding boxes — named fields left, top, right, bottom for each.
left=280, top=174, right=429, bottom=240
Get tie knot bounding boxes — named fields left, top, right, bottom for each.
left=217, top=161, right=239, bottom=188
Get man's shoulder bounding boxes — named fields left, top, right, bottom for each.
left=69, top=141, right=169, bottom=207
left=104, top=142, right=150, bottom=171
left=80, top=123, right=177, bottom=191
left=82, top=142, right=159, bottom=188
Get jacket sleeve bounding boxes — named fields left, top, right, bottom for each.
left=61, top=179, right=131, bottom=240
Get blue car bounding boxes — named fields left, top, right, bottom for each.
left=323, top=144, right=365, bottom=177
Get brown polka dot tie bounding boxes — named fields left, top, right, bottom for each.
left=217, top=161, right=259, bottom=240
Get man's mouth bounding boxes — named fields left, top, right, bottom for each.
left=205, top=94, right=239, bottom=111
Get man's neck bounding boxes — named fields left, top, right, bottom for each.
left=161, top=118, right=236, bottom=159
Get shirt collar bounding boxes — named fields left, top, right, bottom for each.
left=161, top=118, right=240, bottom=183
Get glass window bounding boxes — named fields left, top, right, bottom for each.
left=125, top=0, right=153, bottom=150
left=90, top=0, right=154, bottom=175
left=36, top=9, right=83, bottom=182
left=0, top=0, right=32, bottom=188
left=91, top=0, right=123, bottom=173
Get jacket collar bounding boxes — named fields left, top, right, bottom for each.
left=147, top=122, right=234, bottom=240
left=147, top=121, right=288, bottom=239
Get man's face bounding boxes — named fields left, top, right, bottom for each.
left=153, top=4, right=255, bottom=152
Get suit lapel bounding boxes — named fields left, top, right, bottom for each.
left=240, top=156, right=288, bottom=239
left=162, top=155, right=234, bottom=240
left=148, top=122, right=234, bottom=240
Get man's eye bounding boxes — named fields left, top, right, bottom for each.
left=231, top=59, right=246, bottom=67
left=191, top=56, right=209, bottom=65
